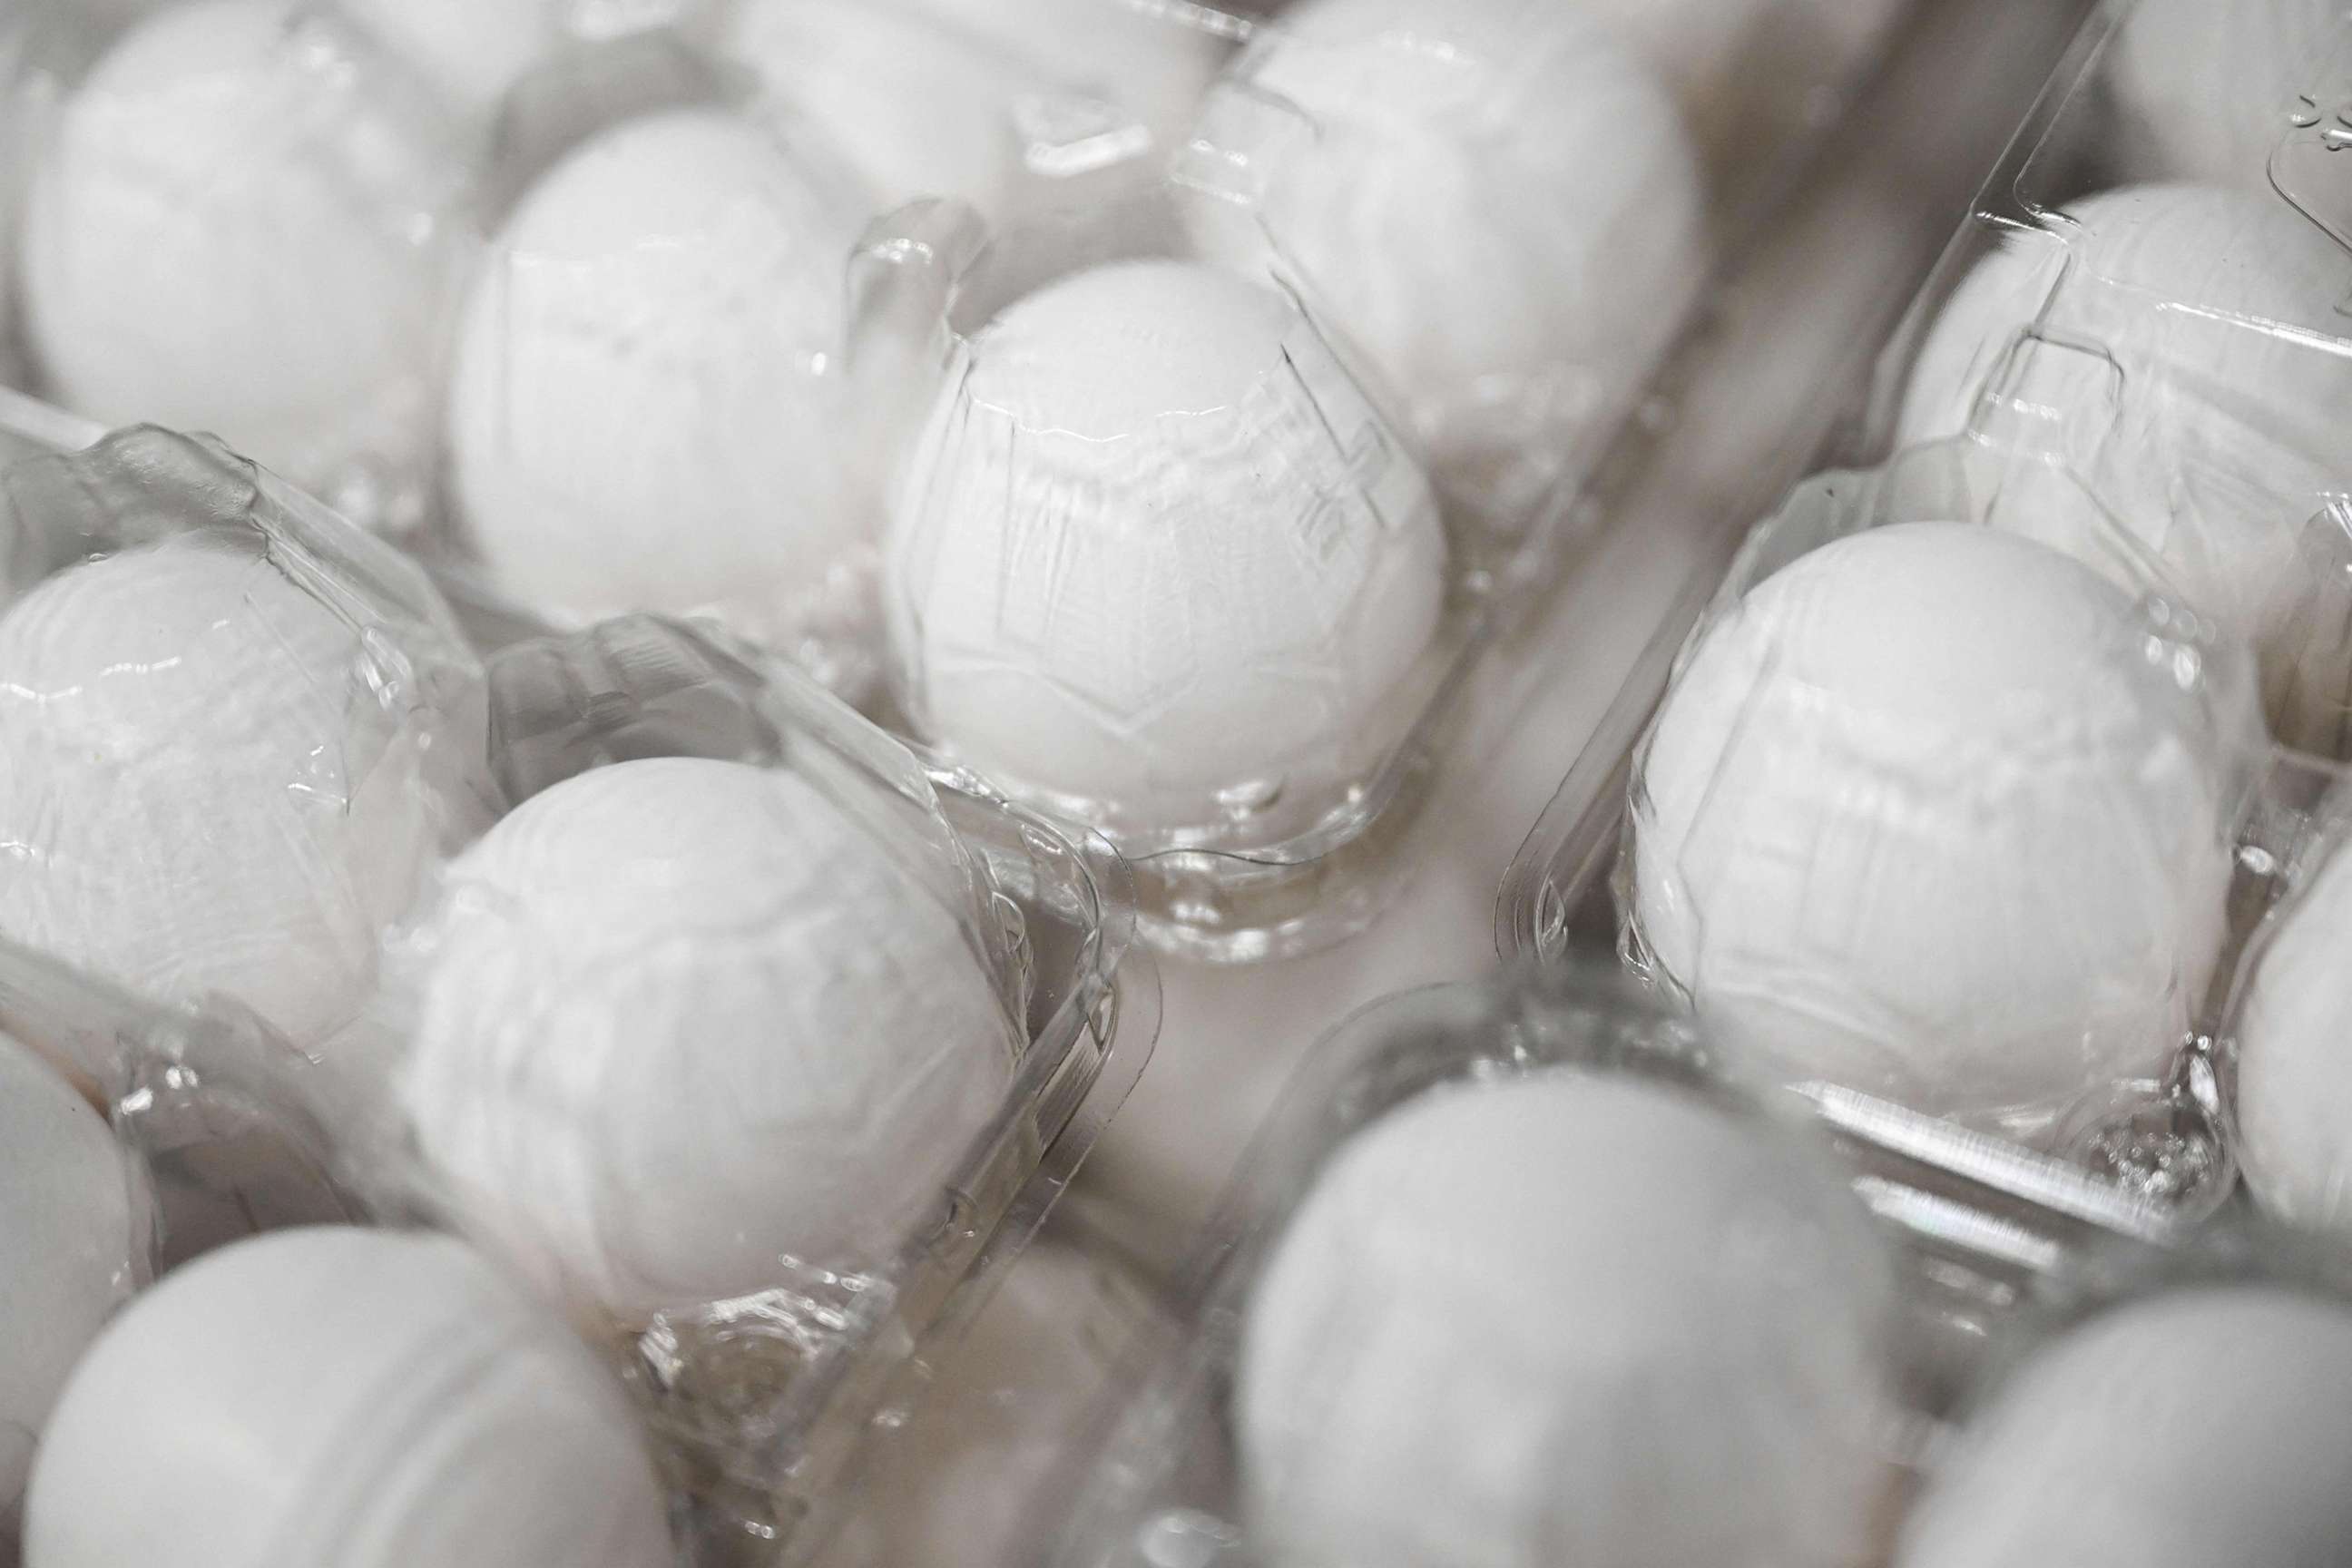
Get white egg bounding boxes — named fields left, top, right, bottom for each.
left=446, top=107, right=870, bottom=651
left=1631, top=523, right=2236, bottom=1135
left=1897, top=182, right=2352, bottom=730
left=818, top=1239, right=1163, bottom=1568
left=399, top=757, right=1017, bottom=1320
left=888, top=259, right=1446, bottom=832
left=2106, top=0, right=2347, bottom=187
left=1182, top=0, right=1706, bottom=522
left=2232, top=838, right=2352, bottom=1239
left=24, top=1226, right=673, bottom=1568
left=20, top=0, right=462, bottom=506
left=1898, top=1287, right=2352, bottom=1567
left=0, top=1032, right=142, bottom=1511
left=0, top=535, right=452, bottom=1045
left=1239, top=1071, right=1898, bottom=1568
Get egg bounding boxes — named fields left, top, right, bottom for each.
left=1898, top=1286, right=2352, bottom=1567
left=0, top=534, right=454, bottom=1045
left=1239, top=1071, right=1899, bottom=1568
left=2105, top=0, right=2347, bottom=187
left=1897, top=183, right=2352, bottom=741
left=1181, top=0, right=1706, bottom=522
left=24, top=1227, right=673, bottom=1568
left=818, top=1237, right=1164, bottom=1568
left=2230, top=838, right=2352, bottom=1239
left=445, top=107, right=871, bottom=653
left=398, top=757, right=1017, bottom=1321
left=888, top=259, right=1446, bottom=833
left=19, top=0, right=463, bottom=517
left=1631, top=523, right=2237, bottom=1136
left=0, top=1032, right=142, bottom=1511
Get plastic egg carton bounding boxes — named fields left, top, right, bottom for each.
left=0, top=0, right=1945, bottom=964
left=854, top=0, right=1933, bottom=962
left=0, top=390, right=1160, bottom=1565
left=996, top=972, right=2352, bottom=1568
left=1020, top=965, right=1926, bottom=1568
left=1500, top=0, right=2352, bottom=1345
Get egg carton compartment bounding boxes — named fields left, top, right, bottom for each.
left=1025, top=965, right=1936, bottom=1568
left=1502, top=0, right=2352, bottom=1348
left=336, top=612, right=1161, bottom=1565
left=0, top=392, right=1161, bottom=1565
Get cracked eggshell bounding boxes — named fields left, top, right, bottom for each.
left=1898, top=1287, right=2352, bottom=1568
left=1184, top=0, right=1705, bottom=518
left=0, top=1032, right=142, bottom=1512
left=2106, top=0, right=2348, bottom=187
left=1631, top=523, right=2235, bottom=1133
left=24, top=1226, right=674, bottom=1568
left=888, top=259, right=1446, bottom=832
left=445, top=106, right=869, bottom=651
left=2233, top=839, right=2352, bottom=1240
left=1239, top=1071, right=1899, bottom=1568
left=399, top=757, right=1018, bottom=1321
left=1897, top=183, right=2352, bottom=664
left=0, top=534, right=450, bottom=1045
left=19, top=0, right=462, bottom=504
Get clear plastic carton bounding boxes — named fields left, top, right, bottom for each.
left=857, top=0, right=1936, bottom=960
left=1503, top=0, right=2352, bottom=1289
left=95, top=0, right=1932, bottom=959
left=1034, top=964, right=1917, bottom=1568
left=408, top=1, right=1237, bottom=691
left=0, top=393, right=1161, bottom=1565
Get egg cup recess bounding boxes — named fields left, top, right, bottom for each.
left=1042, top=964, right=1907, bottom=1568
left=0, top=410, right=496, bottom=1053
left=1889, top=183, right=2352, bottom=760
left=5, top=0, right=494, bottom=537
left=864, top=185, right=1473, bottom=960
left=1618, top=437, right=2268, bottom=1194
left=317, top=612, right=1154, bottom=1563
left=436, top=23, right=1001, bottom=699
